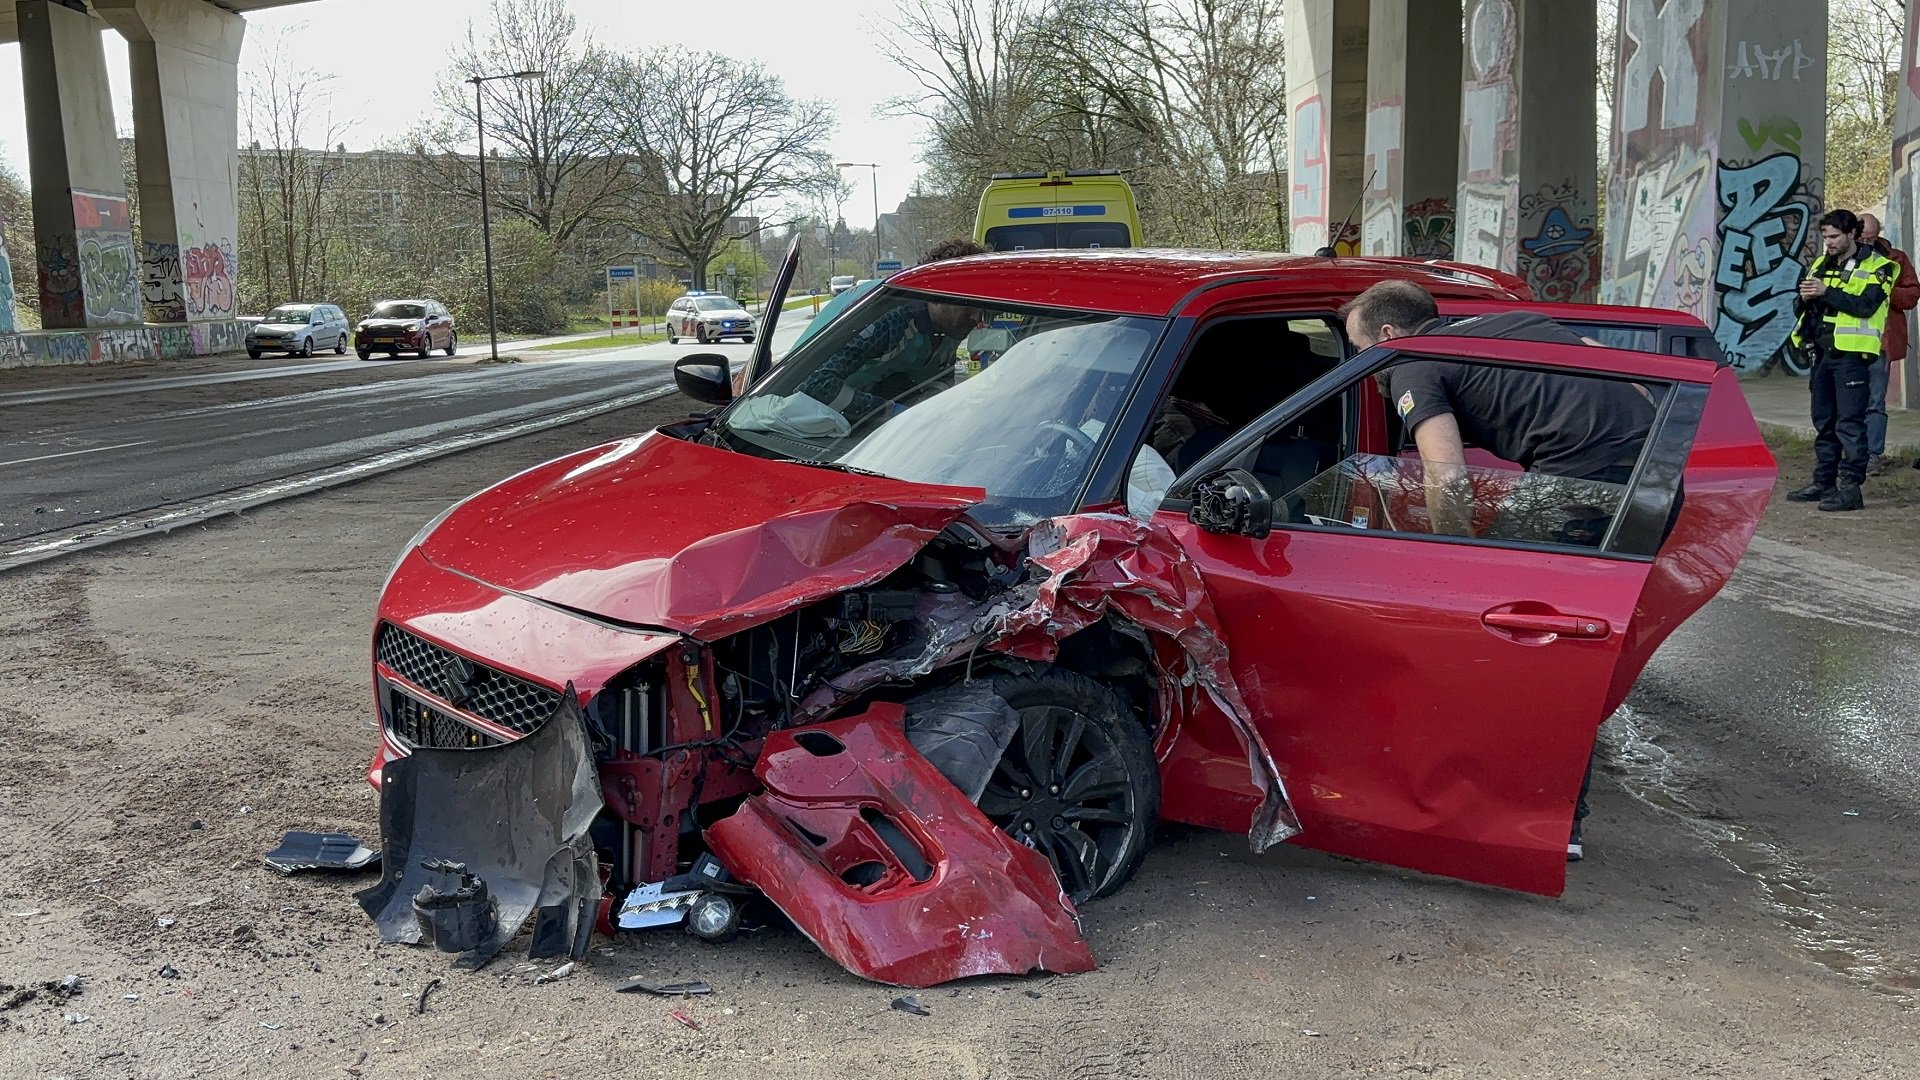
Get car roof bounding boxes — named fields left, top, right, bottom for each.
left=1438, top=297, right=1710, bottom=329
left=889, top=249, right=1531, bottom=316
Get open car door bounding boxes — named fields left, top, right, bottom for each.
left=1151, top=334, right=1774, bottom=897
left=733, top=236, right=802, bottom=394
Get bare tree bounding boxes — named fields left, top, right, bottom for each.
left=238, top=27, right=352, bottom=308
left=611, top=50, right=835, bottom=289
left=418, top=0, right=628, bottom=246
left=1827, top=0, right=1905, bottom=212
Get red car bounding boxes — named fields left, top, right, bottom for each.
left=357, top=248, right=1775, bottom=986
left=355, top=299, right=457, bottom=360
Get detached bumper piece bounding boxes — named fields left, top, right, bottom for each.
left=705, top=706, right=1096, bottom=987
left=263, top=831, right=381, bottom=874
left=357, top=689, right=602, bottom=970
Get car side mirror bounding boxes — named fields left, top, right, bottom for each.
left=674, top=353, right=733, bottom=406
left=1188, top=468, right=1272, bottom=539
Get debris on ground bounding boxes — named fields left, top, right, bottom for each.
left=156, top=917, right=176, bottom=928
left=156, top=965, right=179, bottom=980
left=263, top=831, right=381, bottom=875
left=533, top=962, right=575, bottom=985
left=64, top=1013, right=91, bottom=1024
left=617, top=978, right=712, bottom=997
left=668, top=1008, right=701, bottom=1030
left=891, top=994, right=932, bottom=1016
left=416, top=978, right=443, bottom=1015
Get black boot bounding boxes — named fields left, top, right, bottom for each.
left=1818, top=480, right=1864, bottom=512
left=1787, top=481, right=1834, bottom=502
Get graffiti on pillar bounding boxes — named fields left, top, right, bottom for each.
left=1736, top=115, right=1803, bottom=155
left=37, top=234, right=83, bottom=326
left=184, top=240, right=238, bottom=319
left=72, top=191, right=139, bottom=326
left=1518, top=182, right=1598, bottom=304
left=1403, top=198, right=1456, bottom=260
left=141, top=241, right=185, bottom=322
left=1291, top=95, right=1329, bottom=253
left=1727, top=40, right=1814, bottom=81
left=1620, top=0, right=1704, bottom=134
left=1607, top=149, right=1713, bottom=313
left=1458, top=0, right=1516, bottom=272
left=0, top=204, right=14, bottom=335
left=1362, top=98, right=1403, bottom=256
left=1714, top=152, right=1818, bottom=370
left=0, top=320, right=245, bottom=368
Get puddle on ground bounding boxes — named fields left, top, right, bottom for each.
left=1601, top=706, right=1918, bottom=1002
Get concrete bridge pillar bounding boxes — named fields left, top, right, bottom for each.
left=96, top=0, right=245, bottom=325
left=1885, top=0, right=1919, bottom=405
left=18, top=0, right=140, bottom=329
left=1601, top=0, right=1827, bottom=371
left=1456, top=0, right=1599, bottom=301
left=1285, top=0, right=1369, bottom=254
left=1361, top=0, right=1462, bottom=257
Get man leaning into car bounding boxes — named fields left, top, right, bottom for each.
left=1341, top=279, right=1657, bottom=863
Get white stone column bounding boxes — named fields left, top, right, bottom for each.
left=1285, top=0, right=1370, bottom=254
left=1362, top=0, right=1462, bottom=257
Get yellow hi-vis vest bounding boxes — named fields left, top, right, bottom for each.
left=1792, top=249, right=1896, bottom=356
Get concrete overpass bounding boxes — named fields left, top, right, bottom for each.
left=0, top=0, right=312, bottom=366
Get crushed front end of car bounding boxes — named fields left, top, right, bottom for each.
left=359, top=430, right=1296, bottom=985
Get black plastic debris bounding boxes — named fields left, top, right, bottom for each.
left=156, top=965, right=179, bottom=980
left=410, top=861, right=497, bottom=954
left=357, top=690, right=601, bottom=970
left=891, top=994, right=931, bottom=1016
left=416, top=978, right=442, bottom=1015
left=617, top=978, right=713, bottom=997
left=264, top=832, right=380, bottom=874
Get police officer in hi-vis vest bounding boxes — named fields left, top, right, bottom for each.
left=1788, top=208, right=1896, bottom=512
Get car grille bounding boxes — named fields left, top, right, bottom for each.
left=386, top=688, right=505, bottom=750
left=375, top=623, right=563, bottom=744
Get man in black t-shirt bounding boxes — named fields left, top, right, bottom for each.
left=1341, top=280, right=1655, bottom=537
left=1340, top=279, right=1654, bottom=863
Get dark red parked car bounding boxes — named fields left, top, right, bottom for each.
left=356, top=248, right=1775, bottom=986
left=355, top=299, right=457, bottom=360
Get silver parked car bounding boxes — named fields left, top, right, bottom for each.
left=248, top=303, right=350, bottom=359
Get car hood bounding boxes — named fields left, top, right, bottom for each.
left=253, top=321, right=307, bottom=333
left=361, top=318, right=422, bottom=329
left=417, top=431, right=985, bottom=638
left=700, top=310, right=750, bottom=319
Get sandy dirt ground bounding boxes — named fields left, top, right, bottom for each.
left=3, top=397, right=1917, bottom=1079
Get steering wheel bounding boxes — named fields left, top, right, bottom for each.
left=1036, top=420, right=1097, bottom=454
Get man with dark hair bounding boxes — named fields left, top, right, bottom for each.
left=1858, top=213, right=1919, bottom=473
left=1342, top=278, right=1657, bottom=863
left=1788, top=208, right=1896, bottom=511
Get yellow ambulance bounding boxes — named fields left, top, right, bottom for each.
left=972, top=170, right=1142, bottom=251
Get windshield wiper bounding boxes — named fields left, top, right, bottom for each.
left=802, top=459, right=889, bottom=478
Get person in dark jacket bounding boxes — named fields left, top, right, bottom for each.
left=1858, top=213, right=1920, bottom=473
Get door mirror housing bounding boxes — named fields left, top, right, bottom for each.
left=674, top=353, right=734, bottom=406
left=1188, top=468, right=1272, bottom=539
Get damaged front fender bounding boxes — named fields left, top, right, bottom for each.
left=704, top=707, right=1096, bottom=987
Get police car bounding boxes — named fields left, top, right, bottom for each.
left=666, top=291, right=757, bottom=344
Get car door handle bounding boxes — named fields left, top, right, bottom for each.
left=1481, top=609, right=1612, bottom=639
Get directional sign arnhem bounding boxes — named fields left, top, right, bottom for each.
left=606, top=265, right=638, bottom=281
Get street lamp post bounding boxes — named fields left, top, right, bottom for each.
left=836, top=161, right=880, bottom=275
left=467, top=68, right=545, bottom=363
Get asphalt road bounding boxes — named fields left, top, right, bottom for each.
left=0, top=314, right=807, bottom=550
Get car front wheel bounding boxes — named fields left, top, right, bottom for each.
left=356, top=348, right=370, bottom=360
left=247, top=348, right=261, bottom=360
left=696, top=325, right=710, bottom=344
left=903, top=665, right=1158, bottom=903
left=298, top=337, right=313, bottom=358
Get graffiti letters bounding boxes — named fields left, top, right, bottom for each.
left=1361, top=99, right=1404, bottom=256
left=183, top=240, right=237, bottom=320
left=1728, top=40, right=1813, bottom=80
left=1714, top=152, right=1815, bottom=369
left=1457, top=184, right=1513, bottom=272
left=1621, top=0, right=1705, bottom=134
left=141, top=241, right=185, bottom=322
left=1403, top=197, right=1455, bottom=260
left=37, top=234, right=83, bottom=327
left=0, top=319, right=245, bottom=368
left=80, top=235, right=140, bottom=325
left=1291, top=95, right=1329, bottom=253
left=1737, top=115, right=1803, bottom=155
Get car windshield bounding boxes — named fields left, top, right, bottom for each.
left=372, top=302, right=425, bottom=319
left=694, top=297, right=740, bottom=311
left=265, top=305, right=313, bottom=322
left=711, top=289, right=1164, bottom=527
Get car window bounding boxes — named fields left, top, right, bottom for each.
left=715, top=289, right=1166, bottom=528
left=1142, top=315, right=1346, bottom=476
left=1247, top=357, right=1668, bottom=552
left=264, top=304, right=313, bottom=322
left=695, top=297, right=739, bottom=311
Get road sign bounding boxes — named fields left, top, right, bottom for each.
left=875, top=259, right=903, bottom=274
left=606, top=265, right=637, bottom=281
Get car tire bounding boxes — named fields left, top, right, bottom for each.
left=417, top=336, right=432, bottom=359
left=444, top=332, right=457, bottom=357
left=667, top=325, right=679, bottom=344
left=298, top=337, right=313, bottom=358
left=696, top=326, right=710, bottom=345
left=902, top=665, right=1158, bottom=903
left=247, top=348, right=261, bottom=360
left=335, top=333, right=347, bottom=355
left=356, top=348, right=370, bottom=360
left=743, top=335, right=755, bottom=344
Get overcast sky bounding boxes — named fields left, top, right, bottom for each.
left=0, top=0, right=933, bottom=221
